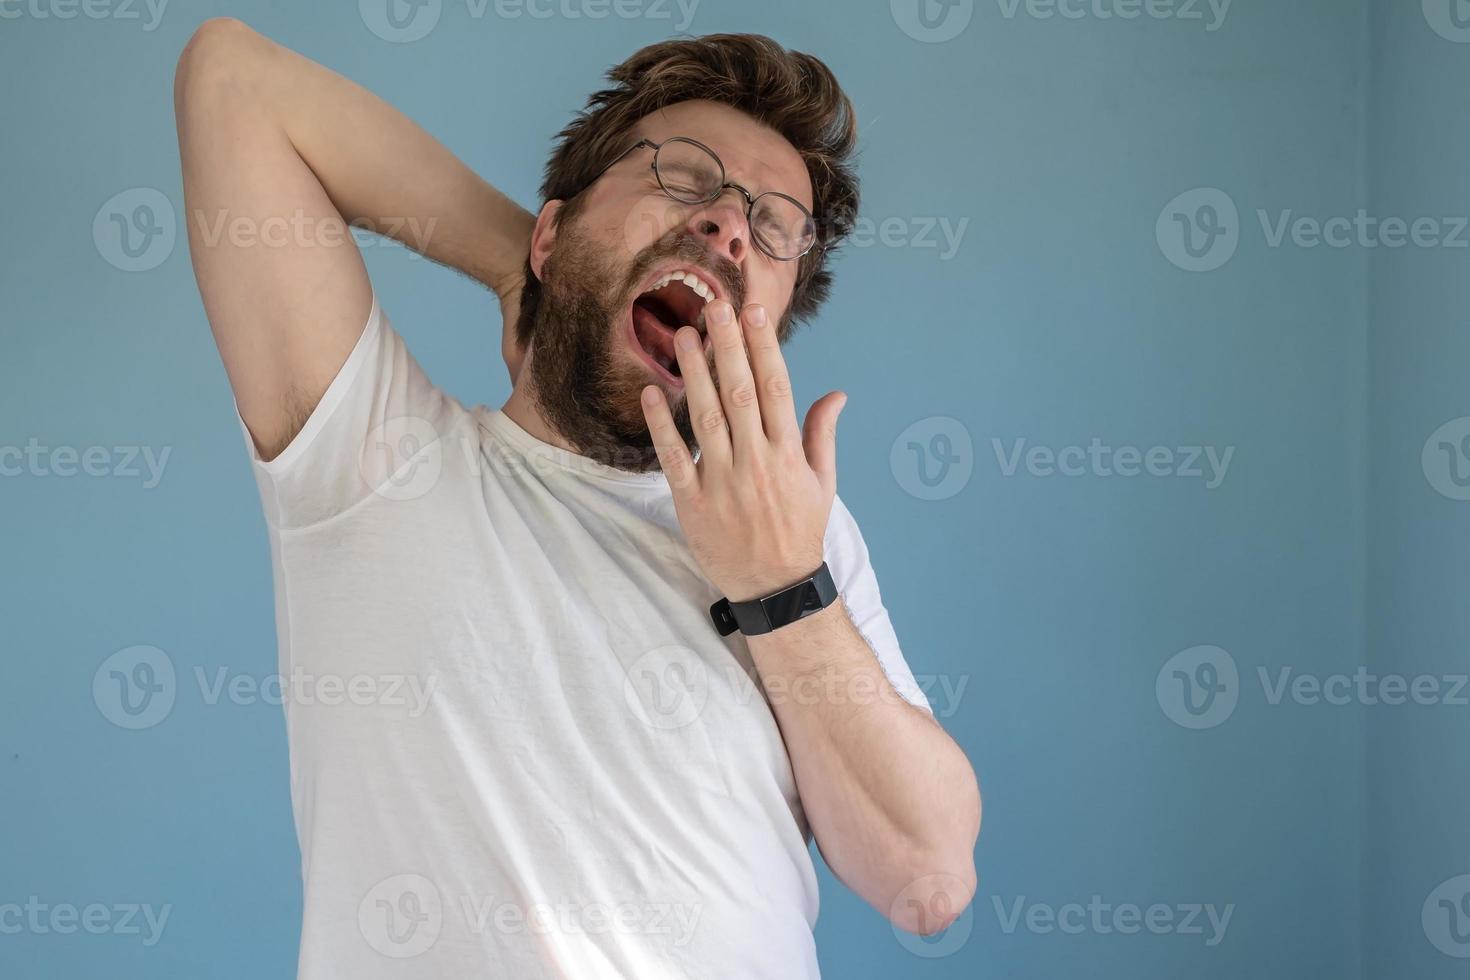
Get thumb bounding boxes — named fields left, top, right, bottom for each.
left=802, top=391, right=847, bottom=496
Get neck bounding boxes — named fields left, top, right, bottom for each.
left=498, top=344, right=668, bottom=475
left=500, top=358, right=579, bottom=453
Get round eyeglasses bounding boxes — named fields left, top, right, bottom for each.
left=589, top=136, right=818, bottom=261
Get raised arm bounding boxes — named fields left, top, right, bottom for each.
left=174, top=17, right=534, bottom=460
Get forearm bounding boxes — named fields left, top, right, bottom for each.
left=181, top=18, right=532, bottom=296
left=745, top=601, right=980, bottom=933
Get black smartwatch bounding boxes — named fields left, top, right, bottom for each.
left=709, top=562, right=839, bottom=637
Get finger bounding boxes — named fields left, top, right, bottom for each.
left=740, top=303, right=801, bottom=445
left=640, top=384, right=700, bottom=494
left=672, top=324, right=731, bottom=469
left=802, top=391, right=847, bottom=499
left=705, top=300, right=765, bottom=458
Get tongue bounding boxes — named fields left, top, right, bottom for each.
left=632, top=302, right=678, bottom=372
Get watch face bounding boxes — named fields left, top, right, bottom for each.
left=762, top=581, right=823, bottom=628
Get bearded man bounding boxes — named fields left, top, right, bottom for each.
left=174, top=18, right=979, bottom=978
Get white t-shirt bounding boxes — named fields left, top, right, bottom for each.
left=234, top=293, right=932, bottom=979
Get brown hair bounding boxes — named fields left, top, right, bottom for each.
left=515, top=33, right=860, bottom=348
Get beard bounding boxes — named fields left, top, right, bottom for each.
left=525, top=220, right=743, bottom=474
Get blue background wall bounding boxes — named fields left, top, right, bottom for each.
left=1365, top=2, right=1470, bottom=978
left=0, top=1, right=1462, bottom=977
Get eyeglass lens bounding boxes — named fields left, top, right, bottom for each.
left=652, top=138, right=815, bottom=260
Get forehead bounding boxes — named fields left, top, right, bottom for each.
left=630, top=100, right=813, bottom=211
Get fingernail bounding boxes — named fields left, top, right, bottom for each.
left=747, top=305, right=768, bottom=327
left=677, top=328, right=700, bottom=351
left=708, top=301, right=733, bottom=326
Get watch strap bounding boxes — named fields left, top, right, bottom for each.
left=710, top=562, right=838, bottom=637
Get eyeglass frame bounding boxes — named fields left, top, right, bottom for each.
left=583, top=135, right=821, bottom=261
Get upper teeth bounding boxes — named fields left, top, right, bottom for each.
left=648, top=270, right=715, bottom=305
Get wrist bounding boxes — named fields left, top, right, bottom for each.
left=710, top=561, right=837, bottom=637
left=723, top=554, right=827, bottom=604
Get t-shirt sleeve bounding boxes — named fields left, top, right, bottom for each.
left=824, top=494, right=933, bottom=714
left=232, top=292, right=455, bottom=530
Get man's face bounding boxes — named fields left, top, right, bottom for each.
left=526, top=100, right=814, bottom=473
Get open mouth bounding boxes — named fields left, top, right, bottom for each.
left=628, top=269, right=718, bottom=383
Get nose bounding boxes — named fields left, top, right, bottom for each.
left=685, top=191, right=747, bottom=264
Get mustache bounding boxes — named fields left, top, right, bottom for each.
left=621, top=232, right=745, bottom=311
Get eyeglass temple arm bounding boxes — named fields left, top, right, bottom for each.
left=591, top=139, right=658, bottom=184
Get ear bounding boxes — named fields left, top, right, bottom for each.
left=528, top=200, right=564, bottom=281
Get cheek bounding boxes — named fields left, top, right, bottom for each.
left=618, top=194, right=686, bottom=254
left=747, top=267, right=799, bottom=320
left=572, top=182, right=675, bottom=258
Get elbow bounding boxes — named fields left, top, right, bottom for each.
left=174, top=17, right=257, bottom=109
left=888, top=779, right=981, bottom=936
left=887, top=857, right=977, bottom=936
